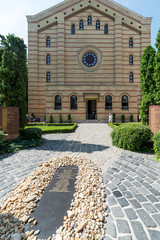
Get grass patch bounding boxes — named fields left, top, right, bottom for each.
left=25, top=123, right=77, bottom=134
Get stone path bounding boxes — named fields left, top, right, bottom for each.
left=0, top=123, right=160, bottom=239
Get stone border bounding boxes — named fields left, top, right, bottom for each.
left=77, top=45, right=103, bottom=72
left=0, top=156, right=107, bottom=240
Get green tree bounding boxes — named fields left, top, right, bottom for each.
left=140, top=45, right=156, bottom=124
left=0, top=34, right=28, bottom=128
left=155, top=29, right=160, bottom=104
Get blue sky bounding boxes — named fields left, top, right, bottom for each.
left=0, top=0, right=159, bottom=48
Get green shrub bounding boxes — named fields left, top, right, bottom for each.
left=67, top=114, right=72, bottom=123
left=48, top=113, right=53, bottom=123
left=130, top=114, right=134, bottom=122
left=111, top=123, right=152, bottom=151
left=109, top=123, right=122, bottom=129
left=22, top=128, right=42, bottom=140
left=153, top=131, right=160, bottom=161
left=121, top=115, right=125, bottom=123
left=58, top=114, right=62, bottom=123
left=113, top=113, right=116, bottom=123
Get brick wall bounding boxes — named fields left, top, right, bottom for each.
left=149, top=105, right=160, bottom=134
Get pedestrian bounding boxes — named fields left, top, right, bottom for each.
left=109, top=113, right=113, bottom=123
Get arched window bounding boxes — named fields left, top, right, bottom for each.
left=79, top=20, right=84, bottom=30
left=129, top=72, right=134, bottom=83
left=96, top=20, right=100, bottom=30
left=70, top=95, right=77, bottom=109
left=104, top=24, right=108, bottom=34
left=129, top=38, right=133, bottom=48
left=46, top=72, right=50, bottom=82
left=55, top=95, right=61, bottom=110
left=105, top=95, right=112, bottom=110
left=71, top=24, right=75, bottom=34
left=46, top=54, right=50, bottom=65
left=129, top=55, right=133, bottom=65
left=46, top=37, right=50, bottom=47
left=88, top=16, right=92, bottom=26
left=122, top=95, right=129, bottom=110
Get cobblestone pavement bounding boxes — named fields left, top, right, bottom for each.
left=0, top=123, right=160, bottom=239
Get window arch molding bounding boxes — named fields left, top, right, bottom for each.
left=119, top=93, right=130, bottom=100
left=68, top=93, right=79, bottom=99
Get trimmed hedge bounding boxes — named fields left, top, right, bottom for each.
left=25, top=123, right=77, bottom=134
left=108, top=123, right=122, bottom=130
left=153, top=131, right=160, bottom=161
left=111, top=123, right=152, bottom=151
left=22, top=128, right=42, bottom=140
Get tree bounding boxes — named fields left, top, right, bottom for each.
left=140, top=45, right=156, bottom=124
left=154, top=29, right=160, bottom=104
left=0, top=34, right=28, bottom=128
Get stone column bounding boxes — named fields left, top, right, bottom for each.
left=114, top=18, right=122, bottom=84
left=57, top=14, right=65, bottom=84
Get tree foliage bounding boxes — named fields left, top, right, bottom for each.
left=154, top=29, right=160, bottom=104
left=140, top=45, right=156, bottom=124
left=0, top=34, right=28, bottom=128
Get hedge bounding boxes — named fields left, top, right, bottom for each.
left=111, top=123, right=152, bottom=152
left=153, top=131, right=160, bottom=161
left=22, top=128, right=42, bottom=140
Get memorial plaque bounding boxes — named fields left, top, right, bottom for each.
left=2, top=107, right=19, bottom=140
left=24, top=166, right=78, bottom=239
left=0, top=106, right=2, bottom=130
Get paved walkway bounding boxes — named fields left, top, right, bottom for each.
left=0, top=123, right=160, bottom=239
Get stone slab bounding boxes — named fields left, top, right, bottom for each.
left=24, top=165, right=78, bottom=239
left=2, top=106, right=19, bottom=140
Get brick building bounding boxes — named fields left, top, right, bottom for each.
left=27, top=0, right=152, bottom=122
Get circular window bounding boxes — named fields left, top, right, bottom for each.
left=77, top=45, right=103, bottom=72
left=83, top=52, right=97, bottom=67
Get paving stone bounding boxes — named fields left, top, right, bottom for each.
left=112, top=178, right=121, bottom=185
left=111, top=206, right=124, bottom=218
left=103, top=236, right=112, bottom=240
left=129, top=186, right=139, bottom=195
left=132, top=181, right=142, bottom=188
left=146, top=194, right=159, bottom=203
left=123, top=181, right=132, bottom=187
left=123, top=191, right=133, bottom=199
left=129, top=199, right=142, bottom=209
left=137, top=209, right=157, bottom=228
left=105, top=188, right=111, bottom=196
left=118, top=237, right=132, bottom=240
left=149, top=188, right=160, bottom=196
left=148, top=230, right=160, bottom=240
left=127, top=176, right=134, bottom=182
left=118, top=184, right=127, bottom=191
left=104, top=213, right=113, bottom=223
left=154, top=203, right=160, bottom=211
left=117, top=197, right=129, bottom=207
left=104, top=222, right=117, bottom=238
left=113, top=190, right=122, bottom=198
left=131, top=221, right=148, bottom=240
left=152, top=214, right=160, bottom=226
left=125, top=208, right=138, bottom=220
left=143, top=203, right=158, bottom=214
left=107, top=196, right=117, bottom=206
left=116, top=219, right=131, bottom=233
left=108, top=183, right=117, bottom=190
left=135, top=194, right=147, bottom=202
left=141, top=181, right=151, bottom=189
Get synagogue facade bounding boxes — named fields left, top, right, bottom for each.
left=27, top=0, right=152, bottom=122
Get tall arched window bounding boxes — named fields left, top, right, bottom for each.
left=104, top=24, right=108, bottom=34
left=105, top=95, right=112, bottom=110
left=88, top=16, right=92, bottom=25
left=96, top=20, right=100, bottom=30
left=46, top=72, right=51, bottom=82
left=55, top=95, right=61, bottom=110
left=129, top=55, right=133, bottom=65
left=70, top=95, right=77, bottom=109
left=46, top=54, right=50, bottom=65
left=129, top=72, right=134, bottom=83
left=71, top=24, right=75, bottom=34
left=79, top=20, right=84, bottom=30
left=129, top=38, right=133, bottom=48
left=122, top=95, right=129, bottom=110
left=46, top=37, right=50, bottom=47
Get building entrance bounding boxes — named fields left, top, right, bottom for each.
left=87, top=100, right=96, bottom=120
